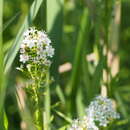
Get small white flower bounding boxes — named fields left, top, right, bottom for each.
left=20, top=54, right=29, bottom=63
left=44, top=37, right=51, bottom=45
left=38, top=31, right=47, bottom=38
left=23, top=28, right=34, bottom=37
left=70, top=116, right=99, bottom=130
left=20, top=48, right=25, bottom=53
left=27, top=39, right=36, bottom=48
left=20, top=43, right=26, bottom=49
left=45, top=45, right=55, bottom=57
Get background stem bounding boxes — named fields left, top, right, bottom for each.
left=44, top=73, right=50, bottom=130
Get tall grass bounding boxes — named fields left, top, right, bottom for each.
left=3, top=0, right=44, bottom=129
left=47, top=0, right=64, bottom=80
left=1, top=0, right=130, bottom=129
left=4, top=0, right=44, bottom=74
left=66, top=8, right=90, bottom=117
left=0, top=0, right=6, bottom=129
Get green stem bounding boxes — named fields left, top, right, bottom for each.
left=37, top=80, right=43, bottom=130
left=66, top=8, right=90, bottom=117
left=101, top=127, right=108, bottom=130
left=104, top=0, right=112, bottom=97
left=34, top=71, right=43, bottom=130
left=0, top=0, right=5, bottom=129
left=44, top=72, right=50, bottom=130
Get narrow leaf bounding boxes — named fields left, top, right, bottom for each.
left=0, top=0, right=6, bottom=129
left=47, top=0, right=64, bottom=81
left=4, top=0, right=44, bottom=74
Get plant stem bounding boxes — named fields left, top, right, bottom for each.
left=35, top=67, right=43, bottom=130
left=66, top=8, right=90, bottom=117
left=44, top=72, right=50, bottom=130
left=0, top=0, right=6, bottom=129
left=37, top=79, right=43, bottom=130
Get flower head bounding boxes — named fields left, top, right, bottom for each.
left=70, top=95, right=120, bottom=130
left=70, top=116, right=99, bottom=130
left=19, top=27, right=54, bottom=67
left=86, top=96, right=120, bottom=127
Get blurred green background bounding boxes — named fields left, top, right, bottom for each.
left=1, top=0, right=130, bottom=129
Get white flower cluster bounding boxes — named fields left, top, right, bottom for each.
left=70, top=119, right=84, bottom=130
left=70, top=96, right=120, bottom=130
left=19, top=27, right=54, bottom=66
left=86, top=96, right=120, bottom=127
left=70, top=116, right=98, bottom=130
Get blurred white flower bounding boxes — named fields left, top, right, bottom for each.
left=70, top=95, right=120, bottom=130
left=70, top=119, right=85, bottom=130
left=70, top=116, right=99, bottom=130
left=86, top=96, right=120, bottom=127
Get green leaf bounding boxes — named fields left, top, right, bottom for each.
left=47, top=0, right=64, bottom=81
left=3, top=39, right=14, bottom=53
left=91, top=52, right=104, bottom=98
left=0, top=0, right=6, bottom=129
left=56, top=85, right=65, bottom=105
left=44, top=73, right=51, bottom=130
left=65, top=8, right=90, bottom=116
left=76, top=86, right=85, bottom=117
left=58, top=126, right=68, bottom=130
left=115, top=91, right=128, bottom=118
left=4, top=0, right=44, bottom=74
left=4, top=112, right=8, bottom=130
left=54, top=110, right=72, bottom=123
left=3, top=12, right=20, bottom=32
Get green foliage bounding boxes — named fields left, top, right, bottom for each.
left=4, top=0, right=44, bottom=74
left=0, top=0, right=130, bottom=129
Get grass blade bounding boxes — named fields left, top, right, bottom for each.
left=0, top=0, right=6, bottom=129
left=115, top=91, right=128, bottom=118
left=3, top=12, right=21, bottom=32
left=66, top=8, right=90, bottom=116
left=47, top=0, right=64, bottom=81
left=45, top=0, right=64, bottom=129
left=56, top=85, right=65, bottom=105
left=4, top=0, right=44, bottom=74
left=44, top=73, right=51, bottom=130
left=53, top=110, right=72, bottom=123
left=91, top=50, right=104, bottom=98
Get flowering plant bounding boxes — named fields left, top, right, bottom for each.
left=70, top=95, right=120, bottom=130
left=19, top=27, right=54, bottom=75
left=17, top=27, right=54, bottom=129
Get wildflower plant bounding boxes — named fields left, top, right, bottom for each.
left=86, top=96, right=120, bottom=127
left=19, top=27, right=54, bottom=73
left=70, top=116, right=99, bottom=130
left=17, top=27, right=54, bottom=129
left=70, top=95, right=120, bottom=130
